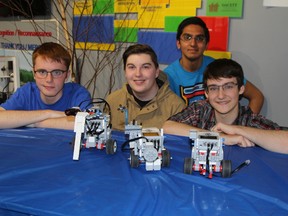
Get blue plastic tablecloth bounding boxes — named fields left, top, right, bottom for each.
left=0, top=128, right=287, bottom=216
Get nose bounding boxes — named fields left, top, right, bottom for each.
left=45, top=72, right=53, bottom=82
left=217, top=87, right=225, bottom=98
left=135, top=68, right=142, bottom=77
left=189, top=38, right=197, bottom=46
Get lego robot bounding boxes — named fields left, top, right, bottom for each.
left=123, top=121, right=171, bottom=171
left=72, top=106, right=117, bottom=160
left=184, top=130, right=231, bottom=178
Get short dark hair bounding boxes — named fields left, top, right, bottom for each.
left=122, top=44, right=159, bottom=69
left=203, top=58, right=244, bottom=89
left=176, top=17, right=210, bottom=43
left=32, top=42, right=71, bottom=70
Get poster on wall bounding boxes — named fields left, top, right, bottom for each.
left=206, top=0, right=243, bottom=17
left=0, top=19, right=59, bottom=88
left=263, top=0, right=288, bottom=7
left=73, top=0, right=231, bottom=64
left=73, top=0, right=202, bottom=53
left=0, top=20, right=58, bottom=51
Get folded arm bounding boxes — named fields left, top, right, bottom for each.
left=212, top=122, right=288, bottom=154
left=243, top=80, right=264, bottom=114
left=0, top=108, right=74, bottom=130
left=163, top=120, right=208, bottom=136
left=34, top=115, right=75, bottom=130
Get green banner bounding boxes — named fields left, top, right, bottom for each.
left=206, top=0, right=243, bottom=18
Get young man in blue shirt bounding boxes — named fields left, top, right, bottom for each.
left=0, top=42, right=91, bottom=129
left=164, top=17, right=264, bottom=114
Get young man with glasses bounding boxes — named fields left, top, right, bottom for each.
left=0, top=42, right=91, bottom=129
left=163, top=59, right=288, bottom=154
left=164, top=16, right=264, bottom=114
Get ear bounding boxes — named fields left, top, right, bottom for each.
left=176, top=40, right=181, bottom=49
left=155, top=68, right=160, bottom=78
left=65, top=70, right=71, bottom=82
left=239, top=85, right=245, bottom=95
left=204, top=42, right=209, bottom=51
left=33, top=68, right=36, bottom=79
left=205, top=90, right=209, bottom=99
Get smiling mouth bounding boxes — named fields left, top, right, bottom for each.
left=187, top=49, right=198, bottom=53
left=217, top=101, right=229, bottom=105
left=44, top=86, right=55, bottom=90
left=134, top=80, right=145, bottom=83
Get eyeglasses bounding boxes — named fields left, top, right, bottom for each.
left=34, top=69, right=67, bottom=79
left=207, top=82, right=238, bottom=94
left=181, top=33, right=206, bottom=43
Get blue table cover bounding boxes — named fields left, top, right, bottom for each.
left=0, top=128, right=287, bottom=216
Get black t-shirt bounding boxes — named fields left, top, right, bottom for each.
left=126, top=78, right=164, bottom=109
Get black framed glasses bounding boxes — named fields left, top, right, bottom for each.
left=207, top=82, right=238, bottom=94
left=181, top=33, right=206, bottom=43
left=34, top=69, right=67, bottom=79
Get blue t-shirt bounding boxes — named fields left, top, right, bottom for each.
left=164, top=56, right=246, bottom=105
left=1, top=82, right=92, bottom=111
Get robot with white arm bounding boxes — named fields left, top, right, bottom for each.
left=68, top=99, right=117, bottom=160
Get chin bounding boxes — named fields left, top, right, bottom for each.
left=42, top=90, right=60, bottom=97
left=132, top=86, right=146, bottom=92
left=214, top=106, right=231, bottom=114
left=218, top=109, right=232, bottom=115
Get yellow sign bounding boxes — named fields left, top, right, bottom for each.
left=73, top=0, right=93, bottom=15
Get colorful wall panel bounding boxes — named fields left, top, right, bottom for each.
left=73, top=0, right=230, bottom=63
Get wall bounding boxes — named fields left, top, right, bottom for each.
left=226, top=1, right=287, bottom=126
